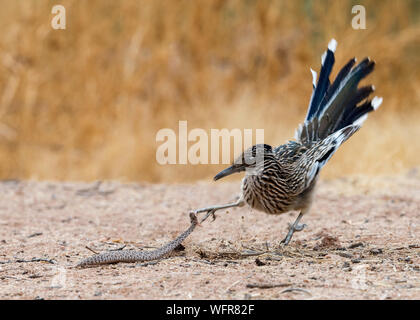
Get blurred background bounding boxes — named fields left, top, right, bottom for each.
left=0, top=0, right=419, bottom=182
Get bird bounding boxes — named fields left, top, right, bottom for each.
left=192, top=39, right=382, bottom=245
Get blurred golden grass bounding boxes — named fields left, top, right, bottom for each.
left=0, top=0, right=419, bottom=182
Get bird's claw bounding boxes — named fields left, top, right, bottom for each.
left=200, top=209, right=217, bottom=223
left=281, top=223, right=307, bottom=245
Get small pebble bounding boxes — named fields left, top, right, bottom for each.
left=348, top=242, right=364, bottom=249
left=370, top=248, right=383, bottom=255
left=255, top=258, right=266, bottom=266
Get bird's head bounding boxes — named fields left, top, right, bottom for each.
left=214, top=144, right=273, bottom=181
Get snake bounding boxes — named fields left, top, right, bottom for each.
left=76, top=212, right=198, bottom=267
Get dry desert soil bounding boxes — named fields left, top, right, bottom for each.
left=0, top=171, right=419, bottom=299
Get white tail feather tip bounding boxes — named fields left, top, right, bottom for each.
left=328, top=39, right=337, bottom=52
left=310, top=68, right=317, bottom=87
left=372, top=96, right=383, bottom=110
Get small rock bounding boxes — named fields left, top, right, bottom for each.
left=348, top=242, right=364, bottom=249
left=255, top=258, right=266, bottom=266
left=336, top=247, right=347, bottom=251
left=174, top=243, right=185, bottom=252
left=370, top=248, right=383, bottom=255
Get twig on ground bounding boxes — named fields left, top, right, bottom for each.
left=192, top=259, right=215, bottom=265
left=246, top=283, right=291, bottom=289
left=240, top=247, right=266, bottom=257
left=28, top=232, right=43, bottom=238
left=281, top=287, right=312, bottom=296
left=225, top=280, right=241, bottom=292
left=85, top=246, right=99, bottom=254
left=110, top=245, right=126, bottom=251
left=136, top=260, right=160, bottom=267
left=15, top=258, right=56, bottom=264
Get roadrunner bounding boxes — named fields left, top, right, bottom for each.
left=193, top=39, right=382, bottom=245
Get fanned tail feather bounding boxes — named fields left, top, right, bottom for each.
left=305, top=39, right=336, bottom=121
left=296, top=39, right=382, bottom=145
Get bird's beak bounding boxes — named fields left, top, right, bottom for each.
left=214, top=165, right=243, bottom=181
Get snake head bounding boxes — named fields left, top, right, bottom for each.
left=189, top=211, right=199, bottom=225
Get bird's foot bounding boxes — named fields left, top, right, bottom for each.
left=280, top=223, right=307, bottom=246
left=201, top=209, right=217, bottom=223
left=189, top=209, right=217, bottom=223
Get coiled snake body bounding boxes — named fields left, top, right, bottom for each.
left=76, top=212, right=198, bottom=267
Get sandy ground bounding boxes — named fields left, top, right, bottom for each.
left=0, top=171, right=419, bottom=300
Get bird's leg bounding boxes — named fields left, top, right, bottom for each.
left=281, top=211, right=306, bottom=245
left=192, top=198, right=244, bottom=223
